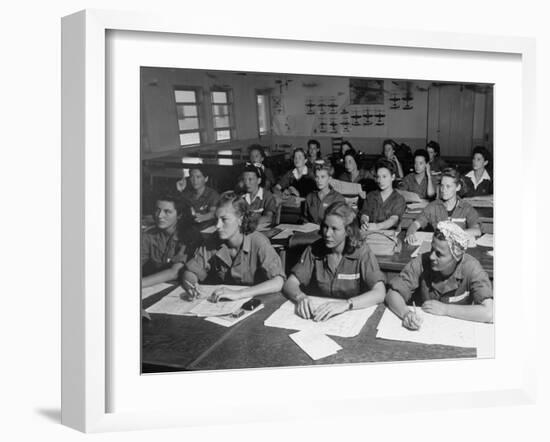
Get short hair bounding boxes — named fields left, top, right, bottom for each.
left=323, top=201, right=363, bottom=254
left=188, top=165, right=208, bottom=177
left=440, top=167, right=463, bottom=187
left=216, top=191, right=257, bottom=234
left=248, top=144, right=266, bottom=159
left=343, top=149, right=360, bottom=169
left=293, top=147, right=307, bottom=160
left=426, top=140, right=441, bottom=155
left=307, top=139, right=321, bottom=150
left=382, top=139, right=397, bottom=154
left=472, top=146, right=491, bottom=165
left=242, top=164, right=262, bottom=178
left=314, top=162, right=332, bottom=174
left=154, top=192, right=184, bottom=216
left=374, top=158, right=396, bottom=176
left=341, top=141, right=354, bottom=153
left=413, top=148, right=429, bottom=163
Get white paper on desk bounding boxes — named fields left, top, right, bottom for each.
left=145, top=286, right=202, bottom=315
left=141, top=282, right=173, bottom=300
left=463, top=196, right=493, bottom=207
left=272, top=229, right=294, bottom=240
left=205, top=304, right=265, bottom=327
left=200, top=225, right=217, bottom=234
left=328, top=178, right=362, bottom=196
left=375, top=307, right=476, bottom=348
left=409, top=232, right=434, bottom=247
left=397, top=189, right=422, bottom=203
left=264, top=297, right=376, bottom=338
left=411, top=241, right=431, bottom=258
left=289, top=330, right=342, bottom=360
left=276, top=223, right=320, bottom=233
left=407, top=200, right=429, bottom=210
left=476, top=234, right=494, bottom=248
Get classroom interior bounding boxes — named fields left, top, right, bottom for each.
left=140, top=67, right=495, bottom=373
left=141, top=67, right=494, bottom=214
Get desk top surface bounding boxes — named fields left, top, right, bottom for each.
left=142, top=291, right=477, bottom=372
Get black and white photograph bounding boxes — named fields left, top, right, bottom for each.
left=140, top=67, right=495, bottom=373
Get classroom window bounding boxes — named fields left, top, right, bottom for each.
left=211, top=90, right=233, bottom=142
left=256, top=93, right=270, bottom=135
left=174, top=89, right=202, bottom=147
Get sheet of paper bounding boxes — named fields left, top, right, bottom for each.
left=396, top=189, right=422, bottom=203
left=375, top=307, right=477, bottom=348
left=409, top=232, right=434, bottom=246
left=463, top=196, right=494, bottom=207
left=475, top=234, right=494, bottom=248
left=190, top=297, right=251, bottom=317
left=411, top=241, right=431, bottom=258
left=289, top=330, right=342, bottom=360
left=272, top=229, right=294, bottom=240
left=204, top=304, right=265, bottom=327
left=200, top=225, right=217, bottom=234
left=264, top=297, right=377, bottom=338
left=275, top=223, right=320, bottom=233
left=141, top=282, right=174, bottom=299
left=407, top=200, right=429, bottom=210
left=145, top=286, right=203, bottom=315
left=328, top=178, right=362, bottom=196
left=146, top=285, right=249, bottom=316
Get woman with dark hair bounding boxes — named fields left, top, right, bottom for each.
left=338, top=149, right=374, bottom=184
left=246, top=144, right=275, bottom=190
left=181, top=191, right=285, bottom=302
left=381, top=139, right=404, bottom=179
left=462, top=146, right=493, bottom=197
left=283, top=201, right=386, bottom=321
left=306, top=139, right=323, bottom=169
left=141, top=193, right=195, bottom=289
left=405, top=167, right=481, bottom=244
left=275, top=147, right=316, bottom=197
left=400, top=148, right=436, bottom=199
left=360, top=159, right=406, bottom=231
left=426, top=140, right=447, bottom=173
left=241, top=164, right=278, bottom=227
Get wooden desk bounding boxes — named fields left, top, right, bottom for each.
left=142, top=291, right=476, bottom=373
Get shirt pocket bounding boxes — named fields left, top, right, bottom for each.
left=335, top=273, right=361, bottom=297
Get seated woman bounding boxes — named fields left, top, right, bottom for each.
left=141, top=193, right=195, bottom=289
left=246, top=144, right=275, bottom=190
left=462, top=146, right=493, bottom=197
left=380, top=139, right=404, bottom=179
left=400, top=148, right=436, bottom=199
left=182, top=191, right=285, bottom=302
left=176, top=165, right=219, bottom=232
left=386, top=221, right=493, bottom=329
left=338, top=149, right=374, bottom=185
left=426, top=140, right=447, bottom=173
left=283, top=201, right=386, bottom=321
left=241, top=164, right=278, bottom=228
left=306, top=138, right=324, bottom=169
left=359, top=159, right=407, bottom=231
left=405, top=167, right=481, bottom=244
left=304, top=163, right=346, bottom=224
left=274, top=148, right=316, bottom=198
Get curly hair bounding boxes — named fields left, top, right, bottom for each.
left=426, top=140, right=441, bottom=155
left=216, top=191, right=257, bottom=234
left=153, top=192, right=185, bottom=216
left=248, top=143, right=266, bottom=159
left=374, top=158, right=396, bottom=176
left=472, top=146, right=491, bottom=166
left=323, top=201, right=363, bottom=254
left=440, top=167, right=463, bottom=187
left=307, top=139, right=321, bottom=158
left=413, top=148, right=430, bottom=164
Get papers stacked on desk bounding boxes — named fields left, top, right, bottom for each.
left=376, top=307, right=494, bottom=355
left=328, top=178, right=362, bottom=196
left=272, top=222, right=320, bottom=240
left=264, top=297, right=377, bottom=338
left=397, top=189, right=423, bottom=203
left=463, top=196, right=494, bottom=208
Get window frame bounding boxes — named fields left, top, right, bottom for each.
left=209, top=88, right=235, bottom=143
left=173, top=86, right=204, bottom=147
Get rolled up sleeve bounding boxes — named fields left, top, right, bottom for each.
left=360, top=246, right=386, bottom=290
left=184, top=246, right=211, bottom=281
left=291, top=246, right=315, bottom=287
left=389, top=256, right=423, bottom=303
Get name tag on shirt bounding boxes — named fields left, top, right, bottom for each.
left=447, top=291, right=469, bottom=303
left=322, top=203, right=329, bottom=208
left=337, top=273, right=360, bottom=280
left=450, top=217, right=466, bottom=223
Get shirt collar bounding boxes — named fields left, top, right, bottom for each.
left=292, top=166, right=308, bottom=180
left=244, top=186, right=264, bottom=204
left=465, top=169, right=491, bottom=184
left=215, top=234, right=251, bottom=266
left=429, top=256, right=465, bottom=293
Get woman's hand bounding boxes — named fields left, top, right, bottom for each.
left=422, top=300, right=448, bottom=316
left=176, top=179, right=186, bottom=192
left=288, top=186, right=300, bottom=197
left=425, top=162, right=431, bottom=176
left=402, top=310, right=423, bottom=330
left=404, top=233, right=418, bottom=245
left=209, top=287, right=247, bottom=303
left=313, top=300, right=349, bottom=322
left=360, top=214, right=369, bottom=230
left=295, top=295, right=315, bottom=319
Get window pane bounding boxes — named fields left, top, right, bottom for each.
left=257, top=95, right=267, bottom=134
left=211, top=91, right=228, bottom=103
left=215, top=129, right=231, bottom=141
left=177, top=105, right=198, bottom=118
left=178, top=118, right=199, bottom=131
left=212, top=104, right=228, bottom=116
left=213, top=116, right=230, bottom=128
left=174, top=90, right=196, bottom=103
left=180, top=132, right=201, bottom=146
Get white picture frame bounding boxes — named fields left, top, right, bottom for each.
left=61, top=9, right=537, bottom=433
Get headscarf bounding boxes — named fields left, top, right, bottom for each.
left=435, top=221, right=469, bottom=260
